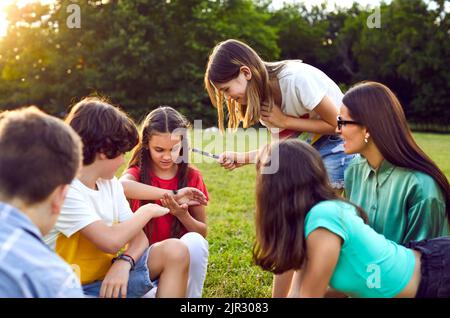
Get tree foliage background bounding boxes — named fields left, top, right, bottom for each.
left=0, top=0, right=448, bottom=128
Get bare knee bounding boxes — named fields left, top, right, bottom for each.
left=161, top=238, right=189, bottom=267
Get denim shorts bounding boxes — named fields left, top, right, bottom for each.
left=312, top=135, right=355, bottom=189
left=406, top=237, right=450, bottom=298
left=82, top=246, right=158, bottom=298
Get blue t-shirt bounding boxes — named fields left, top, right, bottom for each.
left=0, top=202, right=84, bottom=297
left=304, top=200, right=416, bottom=298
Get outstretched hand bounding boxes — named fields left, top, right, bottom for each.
left=141, top=202, right=170, bottom=218
left=175, top=187, right=207, bottom=206
left=161, top=193, right=189, bottom=218
left=218, top=151, right=246, bottom=171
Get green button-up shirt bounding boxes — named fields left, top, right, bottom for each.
left=344, top=156, right=448, bottom=245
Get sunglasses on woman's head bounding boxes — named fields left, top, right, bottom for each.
left=337, top=115, right=361, bottom=130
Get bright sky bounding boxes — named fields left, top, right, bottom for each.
left=1, top=0, right=447, bottom=37
left=0, top=0, right=56, bottom=36
left=0, top=0, right=388, bottom=37
left=270, top=0, right=449, bottom=12
left=269, top=0, right=390, bottom=10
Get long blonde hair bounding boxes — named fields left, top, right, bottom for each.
left=204, top=39, right=287, bottom=132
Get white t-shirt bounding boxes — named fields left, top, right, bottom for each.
left=45, top=177, right=133, bottom=249
left=260, top=60, right=343, bottom=134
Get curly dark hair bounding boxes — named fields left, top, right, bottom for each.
left=65, top=97, right=138, bottom=165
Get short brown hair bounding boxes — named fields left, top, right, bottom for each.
left=66, top=97, right=139, bottom=165
left=0, top=106, right=82, bottom=204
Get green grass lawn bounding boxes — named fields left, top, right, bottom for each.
left=413, top=133, right=450, bottom=177
left=118, top=131, right=450, bottom=298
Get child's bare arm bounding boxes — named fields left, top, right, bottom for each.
left=324, top=287, right=348, bottom=298
left=180, top=205, right=207, bottom=237
left=120, top=174, right=207, bottom=205
left=262, top=96, right=337, bottom=135
left=100, top=231, right=149, bottom=298
left=80, top=203, right=168, bottom=254
left=120, top=173, right=175, bottom=200
left=295, top=228, right=342, bottom=297
left=273, top=270, right=294, bottom=297
left=218, top=150, right=258, bottom=170
left=122, top=230, right=149, bottom=264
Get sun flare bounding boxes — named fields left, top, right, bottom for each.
left=0, top=0, right=56, bottom=37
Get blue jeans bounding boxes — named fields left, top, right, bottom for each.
left=312, top=135, right=355, bottom=189
left=82, top=246, right=158, bottom=298
left=406, top=237, right=450, bottom=298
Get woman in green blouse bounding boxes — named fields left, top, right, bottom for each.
left=339, top=81, right=449, bottom=245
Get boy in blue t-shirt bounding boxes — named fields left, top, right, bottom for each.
left=0, top=107, right=84, bottom=297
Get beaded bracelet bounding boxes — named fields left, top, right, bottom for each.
left=112, top=253, right=135, bottom=270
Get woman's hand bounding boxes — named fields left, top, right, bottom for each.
left=100, top=260, right=131, bottom=298
left=175, top=187, right=208, bottom=206
left=161, top=193, right=189, bottom=218
left=260, top=103, right=288, bottom=129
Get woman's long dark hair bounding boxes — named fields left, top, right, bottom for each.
left=343, top=81, right=449, bottom=224
left=253, top=139, right=368, bottom=274
left=128, top=106, right=191, bottom=238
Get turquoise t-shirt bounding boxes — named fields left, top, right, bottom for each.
left=304, top=200, right=416, bottom=298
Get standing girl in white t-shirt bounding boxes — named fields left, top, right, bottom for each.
left=204, top=39, right=353, bottom=189
left=204, top=39, right=355, bottom=296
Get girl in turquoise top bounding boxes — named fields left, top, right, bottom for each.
left=340, top=81, right=449, bottom=244
left=253, top=139, right=450, bottom=298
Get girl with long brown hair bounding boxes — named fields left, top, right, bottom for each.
left=340, top=81, right=449, bottom=245
left=119, top=106, right=209, bottom=298
left=254, top=139, right=450, bottom=298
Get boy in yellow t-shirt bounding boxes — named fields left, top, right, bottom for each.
left=44, top=97, right=189, bottom=298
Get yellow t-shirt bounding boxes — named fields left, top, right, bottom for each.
left=44, top=178, right=133, bottom=285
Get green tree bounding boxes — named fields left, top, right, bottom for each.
left=1, top=0, right=448, bottom=127
left=337, top=0, right=449, bottom=124
left=0, top=0, right=279, bottom=126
